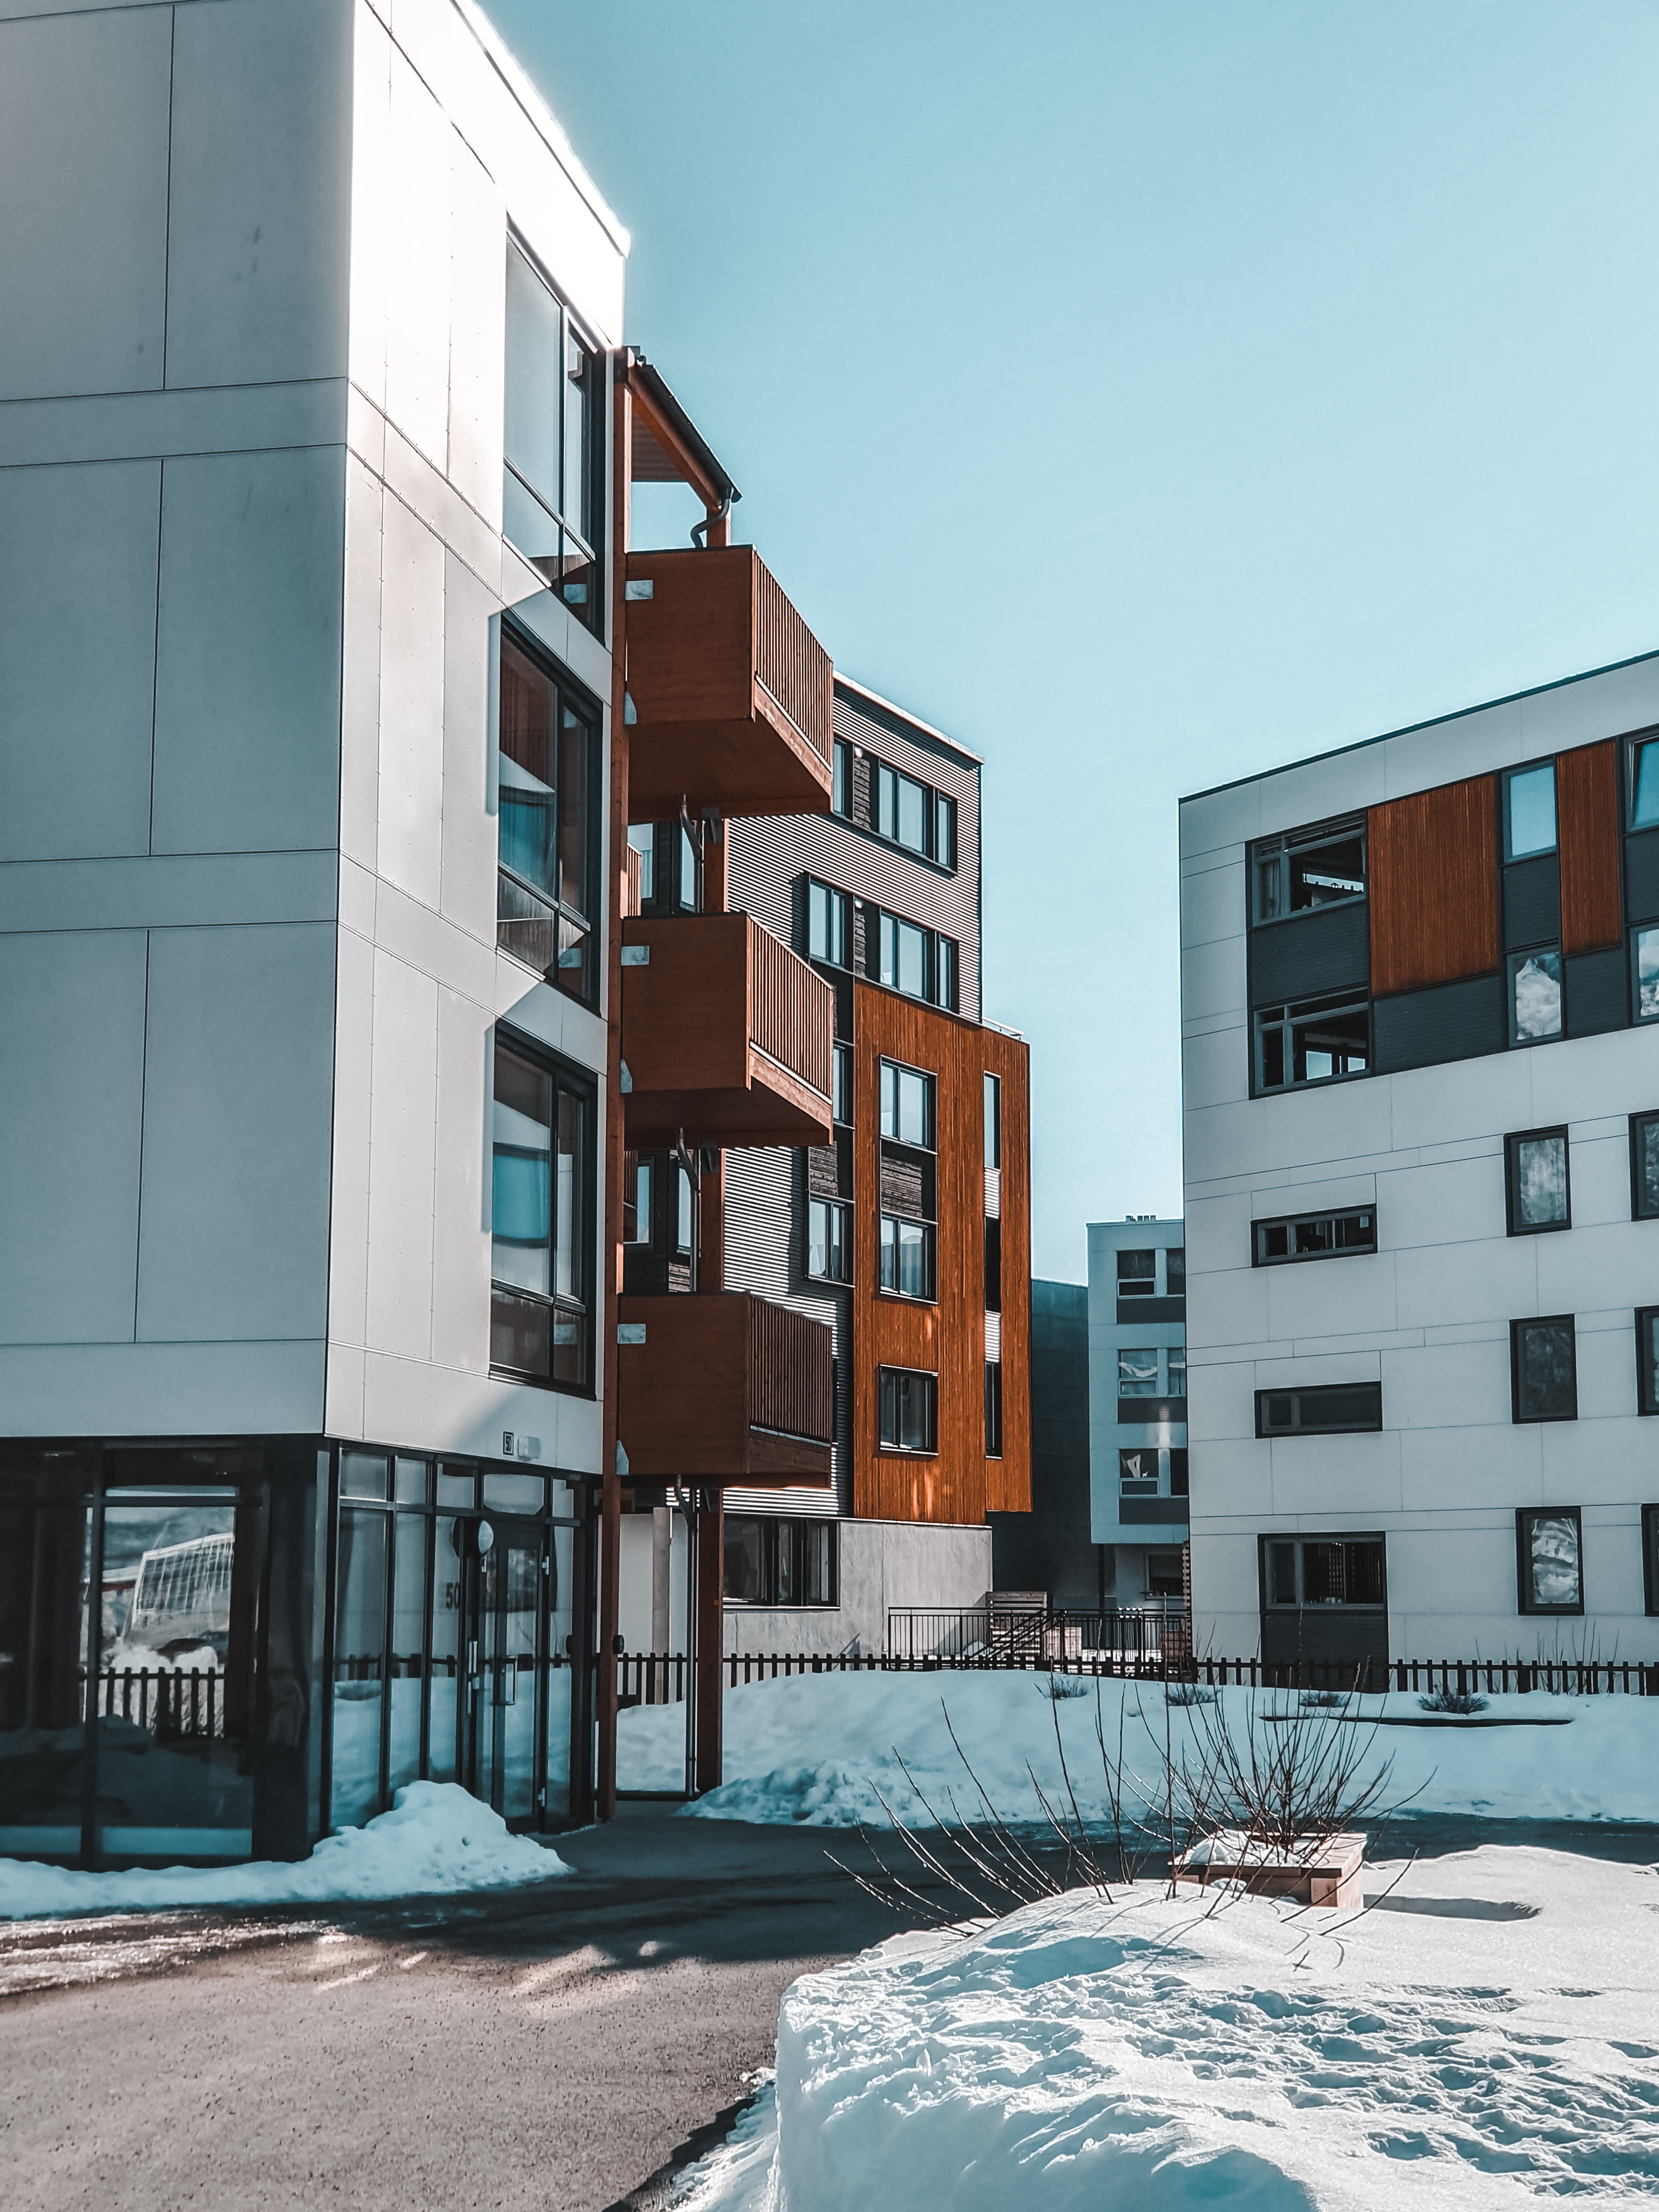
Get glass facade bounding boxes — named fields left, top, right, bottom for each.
left=0, top=1441, right=593, bottom=1868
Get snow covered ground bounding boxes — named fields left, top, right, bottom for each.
left=616, top=1670, right=1659, bottom=1829
left=0, top=1781, right=569, bottom=1920
left=675, top=1847, right=1659, bottom=2210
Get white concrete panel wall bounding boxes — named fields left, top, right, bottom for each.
left=0, top=460, right=161, bottom=861
left=0, top=8, right=172, bottom=400
left=1182, top=654, right=1659, bottom=1663
left=723, top=1521, right=994, bottom=1658
left=376, top=497, right=447, bottom=905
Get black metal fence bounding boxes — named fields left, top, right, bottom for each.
left=614, top=1643, right=1659, bottom=1707
left=91, top=1665, right=226, bottom=1737
left=884, top=1605, right=1190, bottom=1664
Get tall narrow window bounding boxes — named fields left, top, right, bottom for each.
left=1504, top=761, right=1558, bottom=860
left=833, top=740, right=853, bottom=819
left=983, top=1217, right=1002, bottom=1313
left=1166, top=1246, right=1186, bottom=1294
left=935, top=792, right=956, bottom=870
left=503, top=240, right=601, bottom=628
left=491, top=1037, right=592, bottom=1390
left=1505, top=1127, right=1570, bottom=1235
left=984, top=1363, right=1003, bottom=1457
left=808, top=1198, right=850, bottom=1283
left=1636, top=1308, right=1659, bottom=1416
left=1634, top=925, right=1659, bottom=1025
left=983, top=1073, right=1002, bottom=1169
left=879, top=1368, right=937, bottom=1453
left=623, top=1156, right=651, bottom=1247
left=1509, top=948, right=1563, bottom=1044
left=1633, top=1112, right=1659, bottom=1220
left=831, top=1043, right=853, bottom=1126
left=1516, top=1507, right=1583, bottom=1614
left=806, top=880, right=850, bottom=968
left=1631, top=734, right=1659, bottom=830
left=497, top=631, right=598, bottom=1005
left=1510, top=1316, right=1577, bottom=1423
left=880, top=1061, right=936, bottom=1149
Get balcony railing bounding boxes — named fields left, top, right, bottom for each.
left=624, top=546, right=834, bottom=820
left=617, top=1291, right=834, bottom=1486
left=621, top=911, right=833, bottom=1150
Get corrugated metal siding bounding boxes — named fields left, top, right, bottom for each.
left=723, top=1143, right=853, bottom=1516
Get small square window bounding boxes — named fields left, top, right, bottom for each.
left=1634, top=924, right=1659, bottom=1025
left=1630, top=1112, right=1659, bottom=1219
left=1118, top=1348, right=1159, bottom=1396
left=1516, top=1506, right=1583, bottom=1614
left=1510, top=1315, right=1577, bottom=1423
left=1505, top=1127, right=1569, bottom=1235
left=1508, top=947, right=1563, bottom=1045
left=1504, top=761, right=1558, bottom=860
left=879, top=1367, right=937, bottom=1454
left=1117, top=1250, right=1156, bottom=1296
left=1119, top=1446, right=1157, bottom=1491
left=1636, top=1309, right=1659, bottom=1418
left=1631, top=733, right=1659, bottom=831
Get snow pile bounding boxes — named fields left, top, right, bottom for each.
left=0, top=1781, right=569, bottom=1920
left=681, top=1848, right=1659, bottom=2210
left=614, top=1671, right=1659, bottom=1829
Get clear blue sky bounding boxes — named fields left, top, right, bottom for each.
left=484, top=0, right=1659, bottom=1282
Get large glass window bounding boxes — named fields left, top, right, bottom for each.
left=808, top=1197, right=850, bottom=1283
left=806, top=879, right=850, bottom=967
left=879, top=1060, right=936, bottom=1149
left=1506, top=1128, right=1569, bottom=1235
left=1633, top=1112, right=1659, bottom=1220
left=1263, top=1537, right=1386, bottom=1608
left=1252, top=818, right=1366, bottom=922
left=491, top=1037, right=593, bottom=1391
left=1511, top=1316, right=1577, bottom=1423
left=503, top=239, right=601, bottom=628
left=1253, top=1207, right=1376, bottom=1266
left=723, top=1516, right=839, bottom=1607
left=1517, top=1507, right=1583, bottom=1614
left=1509, top=947, right=1563, bottom=1044
left=1634, top=925, right=1659, bottom=1024
left=880, top=1214, right=935, bottom=1300
left=1254, top=995, right=1369, bottom=1089
left=1255, top=1383, right=1382, bottom=1435
left=497, top=631, right=598, bottom=1005
left=1504, top=761, right=1558, bottom=860
left=879, top=1367, right=937, bottom=1453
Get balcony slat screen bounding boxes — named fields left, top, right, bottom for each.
left=748, top=1296, right=834, bottom=1443
left=754, top=556, right=833, bottom=765
left=748, top=919, right=833, bottom=1098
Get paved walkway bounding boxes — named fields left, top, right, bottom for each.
left=6, top=1807, right=1657, bottom=2212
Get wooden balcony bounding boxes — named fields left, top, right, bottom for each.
left=624, top=546, right=834, bottom=820
left=617, top=1292, right=834, bottom=1486
left=621, top=911, right=833, bottom=1150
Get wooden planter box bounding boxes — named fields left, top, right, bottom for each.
left=1173, top=1830, right=1365, bottom=1908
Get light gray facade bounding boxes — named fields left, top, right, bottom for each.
left=1088, top=1219, right=1189, bottom=1600
left=1180, top=651, right=1659, bottom=1668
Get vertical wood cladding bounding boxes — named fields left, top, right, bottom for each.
left=1367, top=774, right=1498, bottom=996
left=851, top=984, right=1031, bottom=1526
left=1557, top=739, right=1622, bottom=953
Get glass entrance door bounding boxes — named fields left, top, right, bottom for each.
left=459, top=1518, right=544, bottom=1822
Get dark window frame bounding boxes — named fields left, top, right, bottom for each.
left=1259, top=1532, right=1387, bottom=1610
left=722, top=1513, right=840, bottom=1609
left=496, top=621, right=604, bottom=1010
left=1631, top=921, right=1659, bottom=1027
left=502, top=233, right=605, bottom=634
left=879, top=1058, right=937, bottom=1151
left=831, top=1042, right=853, bottom=1127
left=804, top=876, right=852, bottom=970
left=1636, top=1307, right=1659, bottom=1418
left=806, top=1196, right=851, bottom=1285
left=1252, top=1206, right=1377, bottom=1267
left=877, top=1211, right=936, bottom=1303
left=1253, top=992, right=1371, bottom=1094
left=488, top=1028, right=598, bottom=1396
left=1509, top=1314, right=1578, bottom=1424
left=1629, top=1110, right=1659, bottom=1220
left=984, top=1362, right=1003, bottom=1459
left=869, top=902, right=959, bottom=1010
left=1502, top=755, right=1559, bottom=863
left=1507, top=944, right=1565, bottom=1048
left=1626, top=726, right=1659, bottom=833
left=1254, top=1382, right=1382, bottom=1438
left=865, top=752, right=959, bottom=874
left=1118, top=1445, right=1158, bottom=1491
left=1515, top=1505, right=1584, bottom=1616
left=1249, top=814, right=1368, bottom=927
left=877, top=1365, right=938, bottom=1455
left=1504, top=1125, right=1571, bottom=1237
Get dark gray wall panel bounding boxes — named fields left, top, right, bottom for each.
left=1566, top=946, right=1629, bottom=1038
left=1248, top=901, right=1369, bottom=1009
left=1374, top=972, right=1506, bottom=1072
left=1503, top=855, right=1561, bottom=951
left=989, top=1280, right=1094, bottom=1606
left=1120, top=1495, right=1190, bottom=1526
left=1627, top=829, right=1659, bottom=923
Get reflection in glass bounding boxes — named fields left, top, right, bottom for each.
left=1510, top=949, right=1563, bottom=1043
left=1524, top=1512, right=1581, bottom=1609
left=96, top=1497, right=255, bottom=1860
left=1118, top=1348, right=1159, bottom=1396
left=389, top=1513, right=428, bottom=1795
left=1514, top=1317, right=1576, bottom=1421
left=1514, top=1134, right=1568, bottom=1227
left=1634, top=738, right=1659, bottom=830
left=428, top=1517, right=462, bottom=1783
left=0, top=1481, right=90, bottom=1857
left=1636, top=926, right=1659, bottom=1023
left=331, top=1510, right=388, bottom=1829
left=1636, top=1114, right=1659, bottom=1219
left=545, top=1523, right=574, bottom=1815
left=1507, top=762, right=1558, bottom=859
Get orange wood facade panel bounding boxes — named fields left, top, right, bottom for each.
left=1367, top=774, right=1498, bottom=997
left=850, top=986, right=1032, bottom=1526
left=622, top=547, right=834, bottom=820
left=617, top=1292, right=834, bottom=1487
left=620, top=913, right=833, bottom=1150
left=1557, top=739, right=1622, bottom=954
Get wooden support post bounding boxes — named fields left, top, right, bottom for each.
left=693, top=1487, right=724, bottom=1793
left=596, top=361, right=634, bottom=1823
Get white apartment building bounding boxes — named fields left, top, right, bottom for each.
left=1086, top=1218, right=1188, bottom=1603
left=1181, top=651, right=1659, bottom=1675
left=1, top=0, right=627, bottom=1858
